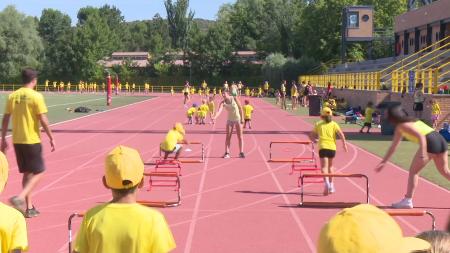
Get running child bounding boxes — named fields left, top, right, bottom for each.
left=208, top=96, right=216, bottom=124
left=243, top=100, right=254, bottom=129
left=360, top=102, right=374, bottom=133
left=198, top=99, right=209, bottom=125
left=375, top=105, right=450, bottom=208
left=187, top=104, right=197, bottom=125
left=160, top=123, right=189, bottom=160
left=430, top=99, right=441, bottom=129
left=309, top=107, right=348, bottom=195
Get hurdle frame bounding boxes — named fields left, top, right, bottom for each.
left=386, top=209, right=436, bottom=230
left=141, top=171, right=181, bottom=207
left=159, top=141, right=205, bottom=163
left=68, top=212, right=84, bottom=253
left=299, top=173, right=370, bottom=206
left=269, top=140, right=314, bottom=163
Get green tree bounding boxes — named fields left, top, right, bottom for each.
left=189, top=23, right=233, bottom=77
left=39, top=9, right=75, bottom=80
left=262, top=53, right=287, bottom=82
left=0, top=6, right=43, bottom=82
left=73, top=11, right=113, bottom=80
left=164, top=0, right=195, bottom=50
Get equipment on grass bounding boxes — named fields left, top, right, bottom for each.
left=74, top=106, right=91, bottom=113
left=299, top=173, right=369, bottom=206
left=385, top=209, right=436, bottom=230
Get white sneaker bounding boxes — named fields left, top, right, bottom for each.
left=391, top=198, right=413, bottom=209
left=329, top=183, right=336, bottom=193
left=223, top=153, right=230, bottom=159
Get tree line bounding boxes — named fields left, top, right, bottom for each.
left=0, top=0, right=405, bottom=85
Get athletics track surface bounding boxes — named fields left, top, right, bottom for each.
left=1, top=94, right=449, bottom=253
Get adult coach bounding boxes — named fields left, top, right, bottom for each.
left=1, top=68, right=55, bottom=218
left=214, top=92, right=245, bottom=158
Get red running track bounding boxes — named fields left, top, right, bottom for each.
left=1, top=95, right=449, bottom=253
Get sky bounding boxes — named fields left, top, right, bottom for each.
left=0, top=0, right=235, bottom=23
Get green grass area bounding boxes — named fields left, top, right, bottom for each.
left=0, top=93, right=151, bottom=124
left=263, top=97, right=450, bottom=190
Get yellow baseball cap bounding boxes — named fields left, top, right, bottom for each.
left=174, top=122, right=185, bottom=135
left=0, top=151, right=8, bottom=194
left=104, top=146, right=144, bottom=190
left=318, top=204, right=431, bottom=253
left=321, top=107, right=332, bottom=116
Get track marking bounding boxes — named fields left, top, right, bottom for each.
left=183, top=123, right=217, bottom=253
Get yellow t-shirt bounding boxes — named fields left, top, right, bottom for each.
left=74, top=203, right=175, bottom=253
left=432, top=103, right=441, bottom=115
left=0, top=202, right=28, bottom=252
left=245, top=88, right=250, bottom=96
left=187, top=107, right=196, bottom=117
left=400, top=120, right=434, bottom=143
left=198, top=104, right=209, bottom=118
left=364, top=107, right=374, bottom=123
left=160, top=129, right=184, bottom=151
left=314, top=121, right=341, bottom=151
left=264, top=83, right=269, bottom=90
left=243, top=105, right=254, bottom=119
left=6, top=87, right=48, bottom=144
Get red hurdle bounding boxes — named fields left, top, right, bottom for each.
left=299, top=173, right=370, bottom=206
left=140, top=171, right=181, bottom=207
left=269, top=140, right=314, bottom=163
left=159, top=141, right=205, bottom=163
left=385, top=209, right=436, bottom=230
left=154, top=159, right=182, bottom=175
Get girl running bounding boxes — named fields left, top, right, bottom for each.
left=375, top=105, right=450, bottom=208
left=309, top=107, right=348, bottom=195
left=214, top=92, right=245, bottom=158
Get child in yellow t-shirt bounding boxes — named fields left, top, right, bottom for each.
left=309, top=107, right=348, bottom=195
left=243, top=100, right=254, bottom=129
left=430, top=99, right=441, bottom=129
left=0, top=151, right=28, bottom=252
left=208, top=96, right=216, bottom=124
left=161, top=123, right=188, bottom=160
left=360, top=102, right=374, bottom=133
left=187, top=104, right=197, bottom=125
left=198, top=99, right=209, bottom=125
left=45, top=80, right=49, bottom=91
left=245, top=87, right=250, bottom=97
left=74, top=146, right=175, bottom=253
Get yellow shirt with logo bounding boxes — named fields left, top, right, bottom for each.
left=6, top=87, right=48, bottom=144
left=314, top=120, right=341, bottom=151
left=243, top=105, right=254, bottom=120
left=0, top=202, right=28, bottom=253
left=364, top=107, right=374, bottom=123
left=74, top=203, right=176, bottom=253
left=161, top=129, right=184, bottom=151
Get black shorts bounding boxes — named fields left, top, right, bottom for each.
left=413, top=102, right=423, bottom=111
left=319, top=149, right=336, bottom=158
left=13, top=143, right=45, bottom=174
left=244, top=119, right=251, bottom=122
left=363, top=122, right=372, bottom=127
left=426, top=132, right=448, bottom=154
left=184, top=92, right=189, bottom=96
